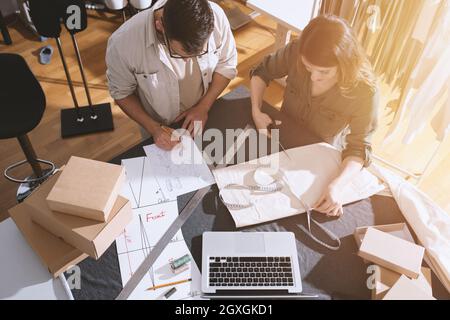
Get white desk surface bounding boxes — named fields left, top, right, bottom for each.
left=0, top=218, right=72, bottom=300
left=247, top=0, right=318, bottom=32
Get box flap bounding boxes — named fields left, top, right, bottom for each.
left=372, top=265, right=433, bottom=300
left=354, top=223, right=415, bottom=248
left=382, top=275, right=435, bottom=300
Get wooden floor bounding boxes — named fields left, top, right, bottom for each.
left=0, top=6, right=448, bottom=222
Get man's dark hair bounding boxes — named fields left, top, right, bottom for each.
left=163, top=0, right=214, bottom=54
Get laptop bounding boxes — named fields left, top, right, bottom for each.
left=201, top=232, right=317, bottom=299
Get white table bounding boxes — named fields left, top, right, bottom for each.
left=247, top=0, right=321, bottom=49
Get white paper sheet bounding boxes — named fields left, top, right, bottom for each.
left=121, top=157, right=175, bottom=208
left=143, top=136, right=215, bottom=199
left=116, top=187, right=202, bottom=300
left=117, top=137, right=213, bottom=300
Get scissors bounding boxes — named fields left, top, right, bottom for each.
left=268, top=121, right=293, bottom=161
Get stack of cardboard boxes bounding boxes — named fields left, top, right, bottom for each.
left=354, top=223, right=435, bottom=300
left=9, top=156, right=133, bottom=277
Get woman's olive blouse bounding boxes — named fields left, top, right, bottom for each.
left=251, top=40, right=379, bottom=167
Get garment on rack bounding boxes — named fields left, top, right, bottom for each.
left=431, top=86, right=450, bottom=141
left=383, top=3, right=450, bottom=144
left=325, top=0, right=446, bottom=96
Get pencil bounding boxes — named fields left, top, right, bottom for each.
left=147, top=278, right=192, bottom=291
left=161, top=125, right=180, bottom=142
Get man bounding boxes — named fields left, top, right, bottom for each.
left=106, top=0, right=237, bottom=150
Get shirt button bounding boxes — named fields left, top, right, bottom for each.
left=144, top=75, right=147, bottom=79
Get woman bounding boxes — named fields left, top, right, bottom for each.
left=250, top=15, right=379, bottom=217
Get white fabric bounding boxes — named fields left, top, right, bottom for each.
left=402, top=45, right=450, bottom=144
left=431, top=86, right=450, bottom=141
left=213, top=143, right=386, bottom=228
left=369, top=164, right=450, bottom=293
left=411, top=0, right=441, bottom=43
left=106, top=0, right=238, bottom=124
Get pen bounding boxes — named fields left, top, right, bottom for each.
left=147, top=278, right=192, bottom=291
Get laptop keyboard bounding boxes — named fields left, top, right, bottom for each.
left=208, top=256, right=294, bottom=287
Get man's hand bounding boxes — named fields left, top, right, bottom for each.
left=313, top=183, right=344, bottom=217
left=174, top=103, right=209, bottom=136
left=151, top=125, right=180, bottom=151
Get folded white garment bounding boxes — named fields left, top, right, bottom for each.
left=369, top=164, right=450, bottom=293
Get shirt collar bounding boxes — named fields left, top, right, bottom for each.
left=145, top=0, right=167, bottom=48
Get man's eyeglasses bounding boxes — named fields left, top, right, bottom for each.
left=162, top=19, right=209, bottom=59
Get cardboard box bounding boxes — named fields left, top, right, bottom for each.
left=8, top=202, right=88, bottom=278
left=354, top=223, right=415, bottom=248
left=358, top=227, right=425, bottom=279
left=372, top=266, right=432, bottom=300
left=46, top=156, right=126, bottom=222
left=27, top=171, right=132, bottom=259
left=382, top=275, right=436, bottom=300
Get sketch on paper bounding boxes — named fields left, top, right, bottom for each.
left=117, top=164, right=203, bottom=300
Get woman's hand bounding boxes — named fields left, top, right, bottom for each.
left=252, top=110, right=273, bottom=136
left=313, top=182, right=344, bottom=217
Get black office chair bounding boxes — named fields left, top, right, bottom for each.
left=0, top=53, right=56, bottom=202
left=0, top=9, right=12, bottom=45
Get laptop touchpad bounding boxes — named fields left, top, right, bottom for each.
left=234, top=233, right=266, bottom=253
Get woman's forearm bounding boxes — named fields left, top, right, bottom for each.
left=250, top=75, right=267, bottom=115
left=330, top=156, right=364, bottom=189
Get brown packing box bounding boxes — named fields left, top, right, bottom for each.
left=46, top=156, right=126, bottom=222
left=382, top=275, right=436, bottom=300
left=27, top=171, right=132, bottom=259
left=372, top=266, right=432, bottom=300
left=354, top=223, right=415, bottom=248
left=358, top=227, right=425, bottom=279
left=355, top=223, right=416, bottom=264
left=8, top=202, right=88, bottom=278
